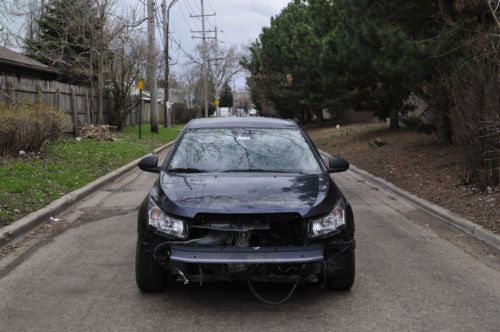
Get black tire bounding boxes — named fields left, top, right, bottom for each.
left=135, top=241, right=167, bottom=292
left=325, top=250, right=355, bottom=291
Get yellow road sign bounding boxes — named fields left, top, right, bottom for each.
left=138, top=79, right=144, bottom=91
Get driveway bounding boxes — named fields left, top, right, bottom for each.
left=0, top=157, right=499, bottom=331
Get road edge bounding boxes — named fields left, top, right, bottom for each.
left=320, top=150, right=500, bottom=251
left=0, top=141, right=175, bottom=248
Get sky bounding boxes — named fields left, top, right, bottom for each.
left=131, top=0, right=291, bottom=89
left=1, top=0, right=290, bottom=90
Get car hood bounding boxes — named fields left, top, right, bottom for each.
left=156, top=172, right=339, bottom=219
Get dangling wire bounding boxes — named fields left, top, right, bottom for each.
left=247, top=266, right=301, bottom=305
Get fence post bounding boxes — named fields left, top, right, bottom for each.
left=85, top=90, right=91, bottom=124
left=70, top=88, right=79, bottom=136
left=5, top=81, right=15, bottom=105
left=36, top=85, right=43, bottom=104
left=55, top=88, right=61, bottom=110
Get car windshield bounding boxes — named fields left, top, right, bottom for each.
left=168, top=128, right=322, bottom=174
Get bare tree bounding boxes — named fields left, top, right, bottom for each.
left=487, top=0, right=500, bottom=29
left=204, top=41, right=243, bottom=99
left=181, top=64, right=201, bottom=112
left=108, top=29, right=147, bottom=130
left=17, top=0, right=145, bottom=125
left=446, top=30, right=500, bottom=189
left=0, top=0, right=43, bottom=48
left=89, top=0, right=145, bottom=124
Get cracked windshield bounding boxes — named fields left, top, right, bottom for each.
left=0, top=0, right=498, bottom=330
left=169, top=128, right=322, bottom=173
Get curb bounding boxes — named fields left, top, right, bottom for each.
left=0, top=141, right=175, bottom=248
left=320, top=150, right=500, bottom=251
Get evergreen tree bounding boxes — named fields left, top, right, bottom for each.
left=219, top=82, right=233, bottom=107
left=25, top=0, right=97, bottom=83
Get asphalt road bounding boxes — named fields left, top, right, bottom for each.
left=0, top=160, right=499, bottom=331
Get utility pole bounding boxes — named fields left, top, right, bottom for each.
left=191, top=0, right=215, bottom=118
left=162, top=0, right=178, bottom=128
left=214, top=25, right=220, bottom=117
left=147, top=0, right=159, bottom=132
left=200, top=0, right=208, bottom=119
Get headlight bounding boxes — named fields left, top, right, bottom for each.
left=148, top=199, right=188, bottom=239
left=309, top=200, right=346, bottom=238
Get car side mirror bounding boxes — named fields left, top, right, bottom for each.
left=138, top=155, right=161, bottom=173
left=328, top=156, right=350, bottom=173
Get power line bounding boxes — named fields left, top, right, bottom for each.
left=154, top=1, right=165, bottom=49
left=178, top=1, right=196, bottom=32
left=185, top=0, right=200, bottom=19
left=170, top=33, right=201, bottom=64
left=155, top=1, right=184, bottom=67
left=190, top=0, right=202, bottom=14
left=207, top=0, right=216, bottom=13
left=190, top=0, right=216, bottom=118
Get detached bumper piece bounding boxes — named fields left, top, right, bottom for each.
left=169, top=244, right=324, bottom=264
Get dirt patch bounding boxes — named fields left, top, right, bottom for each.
left=308, top=123, right=499, bottom=234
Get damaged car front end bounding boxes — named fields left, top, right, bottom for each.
left=136, top=118, right=355, bottom=300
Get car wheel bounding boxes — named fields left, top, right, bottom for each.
left=135, top=241, right=167, bottom=292
left=325, top=249, right=355, bottom=291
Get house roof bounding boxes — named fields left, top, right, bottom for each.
left=0, top=46, right=57, bottom=74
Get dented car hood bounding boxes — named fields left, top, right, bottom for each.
left=156, top=172, right=340, bottom=219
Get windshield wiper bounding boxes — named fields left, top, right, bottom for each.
left=168, top=167, right=208, bottom=173
left=223, top=169, right=304, bottom=174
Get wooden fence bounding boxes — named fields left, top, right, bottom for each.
left=0, top=74, right=160, bottom=132
left=0, top=74, right=110, bottom=129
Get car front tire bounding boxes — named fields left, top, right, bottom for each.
left=135, top=241, right=167, bottom=292
left=325, top=249, right=355, bottom=291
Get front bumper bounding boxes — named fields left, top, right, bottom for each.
left=169, top=244, right=324, bottom=264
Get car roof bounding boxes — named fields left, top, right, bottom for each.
left=186, top=117, right=298, bottom=129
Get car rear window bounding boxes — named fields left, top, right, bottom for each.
left=168, top=128, right=322, bottom=174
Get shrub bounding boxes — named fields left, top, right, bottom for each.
left=0, top=103, right=68, bottom=156
left=172, top=103, right=197, bottom=124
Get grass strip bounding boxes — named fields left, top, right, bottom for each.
left=0, top=125, right=180, bottom=228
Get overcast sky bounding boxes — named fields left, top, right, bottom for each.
left=2, top=0, right=290, bottom=89
left=130, top=0, right=291, bottom=89
left=175, top=0, right=289, bottom=46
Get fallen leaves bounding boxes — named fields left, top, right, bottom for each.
left=308, top=124, right=500, bottom=234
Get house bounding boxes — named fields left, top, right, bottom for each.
left=157, top=88, right=185, bottom=105
left=212, top=107, right=232, bottom=117
left=0, top=46, right=58, bottom=80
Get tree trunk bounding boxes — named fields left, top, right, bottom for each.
left=316, top=109, right=324, bottom=127
left=96, top=2, right=106, bottom=125
left=436, top=108, right=452, bottom=145
left=89, top=49, right=95, bottom=124
left=85, top=91, right=91, bottom=124
left=70, top=88, right=79, bottom=136
left=389, top=109, right=400, bottom=129
left=97, top=50, right=104, bottom=124
left=433, top=85, right=453, bottom=145
left=298, top=109, right=305, bottom=125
